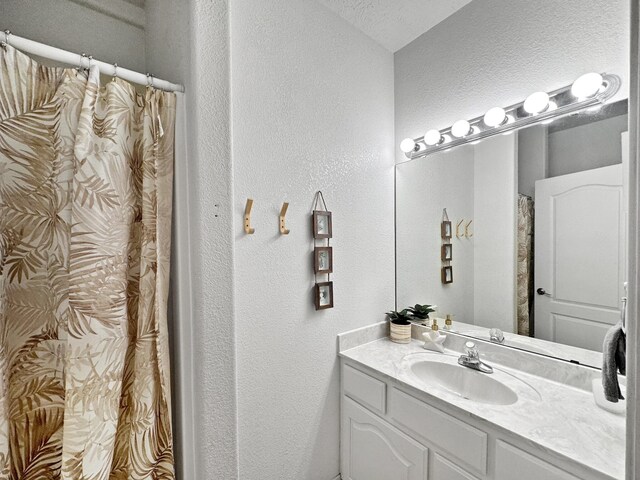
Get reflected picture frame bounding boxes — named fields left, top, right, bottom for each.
left=315, top=281, right=334, bottom=310
left=441, top=243, right=452, bottom=262
left=441, top=266, right=453, bottom=284
left=314, top=246, right=333, bottom=274
left=441, top=221, right=452, bottom=239
left=313, top=210, right=333, bottom=239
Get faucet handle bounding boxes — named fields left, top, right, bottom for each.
left=464, top=341, right=479, bottom=360
left=489, top=328, right=504, bottom=344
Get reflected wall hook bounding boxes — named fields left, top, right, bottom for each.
left=456, top=219, right=465, bottom=239
left=279, top=202, right=290, bottom=235
left=465, top=220, right=473, bottom=238
left=244, top=199, right=255, bottom=234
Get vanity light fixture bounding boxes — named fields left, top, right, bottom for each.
left=424, top=129, right=445, bottom=146
left=451, top=119, right=473, bottom=138
left=523, top=91, right=551, bottom=114
left=571, top=72, right=605, bottom=99
left=400, top=137, right=419, bottom=153
left=483, top=107, right=508, bottom=127
left=399, top=72, right=620, bottom=160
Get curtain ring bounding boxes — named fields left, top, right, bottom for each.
left=78, top=53, right=87, bottom=72
left=1, top=30, right=11, bottom=50
left=87, top=55, right=93, bottom=71
left=146, top=73, right=153, bottom=89
left=112, top=63, right=118, bottom=82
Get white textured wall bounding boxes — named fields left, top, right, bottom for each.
left=473, top=135, right=517, bottom=332
left=230, top=1, right=395, bottom=479
left=518, top=126, right=548, bottom=199
left=548, top=115, right=628, bottom=177
left=2, top=0, right=146, bottom=71
left=394, top=0, right=630, bottom=162
left=396, top=147, right=475, bottom=322
left=180, top=1, right=239, bottom=479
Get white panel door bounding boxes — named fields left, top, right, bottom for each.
left=534, top=164, right=624, bottom=352
left=341, top=397, right=428, bottom=480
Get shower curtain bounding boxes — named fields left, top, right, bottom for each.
left=516, top=194, right=534, bottom=337
left=0, top=45, right=175, bottom=479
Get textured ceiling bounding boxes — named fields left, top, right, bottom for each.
left=316, top=0, right=472, bottom=52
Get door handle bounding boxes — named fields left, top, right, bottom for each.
left=537, top=288, right=551, bottom=297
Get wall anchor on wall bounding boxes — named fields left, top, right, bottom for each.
left=244, top=198, right=255, bottom=234
left=280, top=202, right=290, bottom=235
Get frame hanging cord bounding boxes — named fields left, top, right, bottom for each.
left=313, top=190, right=329, bottom=212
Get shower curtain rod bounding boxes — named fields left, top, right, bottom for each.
left=2, top=30, right=185, bottom=93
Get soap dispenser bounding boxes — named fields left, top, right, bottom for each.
left=444, top=314, right=454, bottom=331
left=431, top=318, right=439, bottom=331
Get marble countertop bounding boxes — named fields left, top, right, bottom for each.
left=340, top=337, right=625, bottom=480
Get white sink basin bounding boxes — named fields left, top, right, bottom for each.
left=400, top=352, right=541, bottom=406
left=410, top=360, right=518, bottom=405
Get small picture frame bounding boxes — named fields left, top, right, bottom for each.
left=313, top=210, right=332, bottom=239
left=441, top=243, right=452, bottom=262
left=314, top=246, right=333, bottom=274
left=315, top=281, right=334, bottom=310
left=441, top=266, right=453, bottom=284
left=441, top=221, right=452, bottom=239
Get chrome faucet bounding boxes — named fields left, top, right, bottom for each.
left=458, top=341, right=494, bottom=374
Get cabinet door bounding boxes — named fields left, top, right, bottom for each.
left=342, top=396, right=428, bottom=480
left=495, top=441, right=581, bottom=480
left=432, top=455, right=480, bottom=480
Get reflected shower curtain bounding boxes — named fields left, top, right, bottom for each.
left=0, top=45, right=175, bottom=479
left=516, top=194, right=534, bottom=337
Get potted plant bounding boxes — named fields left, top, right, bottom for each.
left=387, top=309, right=413, bottom=344
left=408, top=304, right=437, bottom=324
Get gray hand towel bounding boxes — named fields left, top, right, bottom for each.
left=602, top=322, right=626, bottom=403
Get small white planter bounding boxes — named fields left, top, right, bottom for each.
left=390, top=321, right=411, bottom=344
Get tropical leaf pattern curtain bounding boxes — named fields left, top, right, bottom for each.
left=516, top=194, right=534, bottom=337
left=0, top=45, right=175, bottom=479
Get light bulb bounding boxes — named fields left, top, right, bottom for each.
left=424, top=129, right=443, bottom=146
left=451, top=120, right=472, bottom=138
left=400, top=138, right=417, bottom=153
left=571, top=72, right=604, bottom=99
left=523, top=91, right=550, bottom=114
left=483, top=107, right=507, bottom=127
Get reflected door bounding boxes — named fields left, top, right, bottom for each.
left=534, top=164, right=624, bottom=351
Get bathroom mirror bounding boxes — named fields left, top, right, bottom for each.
left=396, top=99, right=629, bottom=368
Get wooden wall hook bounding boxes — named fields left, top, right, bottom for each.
left=279, top=202, right=290, bottom=234
left=244, top=199, right=255, bottom=234
left=456, top=219, right=465, bottom=238
left=465, top=220, right=473, bottom=238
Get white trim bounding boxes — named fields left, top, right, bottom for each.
left=68, top=0, right=145, bottom=29
left=172, top=93, right=197, bottom=480
left=627, top=1, right=639, bottom=478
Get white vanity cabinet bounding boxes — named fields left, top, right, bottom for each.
left=343, top=397, right=428, bottom=480
left=341, top=360, right=601, bottom=480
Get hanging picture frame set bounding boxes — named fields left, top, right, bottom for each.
left=313, top=191, right=334, bottom=310
left=441, top=208, right=453, bottom=284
